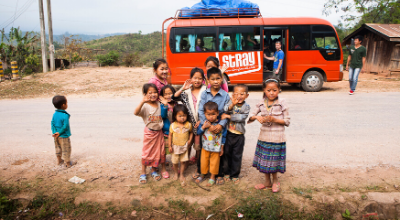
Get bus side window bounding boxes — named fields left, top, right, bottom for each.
left=311, top=25, right=339, bottom=50
left=175, top=35, right=190, bottom=52
left=289, top=25, right=310, bottom=50
left=172, top=27, right=217, bottom=53
left=218, top=27, right=261, bottom=51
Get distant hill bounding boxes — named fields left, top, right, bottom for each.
left=17, top=31, right=127, bottom=42
left=53, top=32, right=127, bottom=42
left=84, top=32, right=162, bottom=66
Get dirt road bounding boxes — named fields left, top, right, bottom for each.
left=1, top=91, right=399, bottom=174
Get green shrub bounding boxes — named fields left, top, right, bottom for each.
left=24, top=54, right=41, bottom=74
left=0, top=185, right=19, bottom=217
left=96, top=50, right=120, bottom=66
left=123, top=53, right=140, bottom=67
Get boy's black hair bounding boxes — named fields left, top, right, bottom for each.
left=160, top=85, right=176, bottom=98
left=190, top=67, right=205, bottom=79
left=207, top=67, right=222, bottom=79
left=204, top=56, right=220, bottom=67
left=275, top=41, right=282, bottom=45
left=52, top=95, right=67, bottom=109
left=172, top=104, right=189, bottom=122
left=203, top=101, right=218, bottom=112
left=354, top=35, right=363, bottom=43
left=234, top=84, right=249, bottom=93
left=153, top=58, right=167, bottom=70
left=142, top=83, right=158, bottom=95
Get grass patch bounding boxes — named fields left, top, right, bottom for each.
left=292, top=187, right=314, bottom=200
left=0, top=184, right=20, bottom=219
left=366, top=185, right=382, bottom=191
left=0, top=180, right=339, bottom=220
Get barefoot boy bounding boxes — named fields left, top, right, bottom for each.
left=51, top=95, right=72, bottom=168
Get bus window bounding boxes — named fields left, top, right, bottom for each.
left=218, top=27, right=261, bottom=51
left=289, top=25, right=310, bottom=50
left=311, top=25, right=341, bottom=60
left=172, top=27, right=217, bottom=53
left=312, top=33, right=339, bottom=49
left=311, top=25, right=339, bottom=49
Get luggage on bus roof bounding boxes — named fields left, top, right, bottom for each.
left=179, top=0, right=259, bottom=18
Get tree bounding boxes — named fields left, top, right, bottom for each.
left=323, top=0, right=400, bottom=28
left=0, top=27, right=38, bottom=76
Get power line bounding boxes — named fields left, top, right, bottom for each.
left=12, top=0, right=19, bottom=27
left=0, top=0, right=35, bottom=30
left=0, top=3, right=15, bottom=8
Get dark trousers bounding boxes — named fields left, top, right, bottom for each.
left=218, top=131, right=245, bottom=178
left=196, top=139, right=202, bottom=174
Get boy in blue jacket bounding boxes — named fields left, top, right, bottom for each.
left=51, top=95, right=72, bottom=168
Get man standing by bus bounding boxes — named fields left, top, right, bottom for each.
left=346, top=35, right=367, bottom=95
left=264, top=41, right=284, bottom=80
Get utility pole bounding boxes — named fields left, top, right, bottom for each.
left=38, top=0, right=48, bottom=73
left=47, top=0, right=55, bottom=71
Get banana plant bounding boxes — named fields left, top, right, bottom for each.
left=8, top=27, right=38, bottom=74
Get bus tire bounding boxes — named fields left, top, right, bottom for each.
left=301, top=71, right=323, bottom=92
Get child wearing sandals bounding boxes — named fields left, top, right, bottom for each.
left=220, top=85, right=250, bottom=184
left=197, top=101, right=227, bottom=186
left=248, top=79, right=290, bottom=193
left=194, top=67, right=230, bottom=185
left=168, top=104, right=193, bottom=186
left=134, top=83, right=167, bottom=184
left=160, top=85, right=176, bottom=176
left=173, top=68, right=207, bottom=168
left=51, top=95, right=73, bottom=168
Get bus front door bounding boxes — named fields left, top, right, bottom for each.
left=262, top=27, right=287, bottom=82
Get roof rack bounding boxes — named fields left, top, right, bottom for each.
left=175, top=8, right=261, bottom=19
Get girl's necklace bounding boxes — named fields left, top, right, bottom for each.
left=265, top=99, right=276, bottom=109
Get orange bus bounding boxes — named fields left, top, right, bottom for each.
left=162, top=10, right=343, bottom=92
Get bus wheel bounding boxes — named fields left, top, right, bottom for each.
left=301, top=71, right=323, bottom=92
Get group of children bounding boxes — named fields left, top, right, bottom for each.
left=50, top=56, right=290, bottom=192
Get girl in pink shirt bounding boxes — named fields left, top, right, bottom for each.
left=148, top=58, right=169, bottom=94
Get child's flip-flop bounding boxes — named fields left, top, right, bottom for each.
left=206, top=179, right=215, bottom=187
left=272, top=182, right=281, bottom=193
left=162, top=171, right=169, bottom=179
left=223, top=175, right=230, bottom=182
left=139, top=174, right=147, bottom=184
left=216, top=177, right=225, bottom=185
left=195, top=176, right=204, bottom=183
left=255, top=184, right=272, bottom=190
left=151, top=172, right=161, bottom=181
left=192, top=173, right=201, bottom=180
left=232, top=178, right=240, bottom=184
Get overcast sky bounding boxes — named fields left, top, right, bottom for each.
left=0, top=0, right=347, bottom=35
